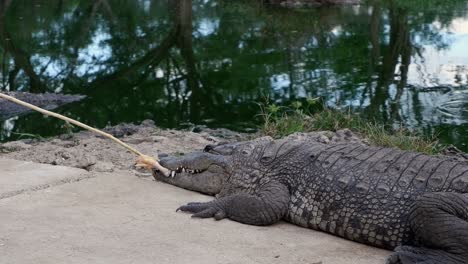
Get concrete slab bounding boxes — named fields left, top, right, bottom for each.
left=0, top=158, right=91, bottom=199
left=0, top=163, right=389, bottom=264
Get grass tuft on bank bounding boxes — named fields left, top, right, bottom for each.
left=258, top=99, right=446, bottom=155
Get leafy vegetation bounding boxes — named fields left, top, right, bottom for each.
left=259, top=99, right=446, bottom=155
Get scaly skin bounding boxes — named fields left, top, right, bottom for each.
left=152, top=137, right=468, bottom=264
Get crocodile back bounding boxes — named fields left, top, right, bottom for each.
left=285, top=143, right=468, bottom=249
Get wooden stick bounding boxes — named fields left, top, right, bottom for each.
left=0, top=92, right=170, bottom=176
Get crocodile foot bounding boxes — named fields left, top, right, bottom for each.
left=177, top=201, right=227, bottom=220
left=386, top=246, right=428, bottom=264
left=386, top=246, right=463, bottom=264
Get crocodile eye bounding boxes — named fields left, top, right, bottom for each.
left=241, top=149, right=251, bottom=155
left=260, top=156, right=272, bottom=162
left=240, top=144, right=256, bottom=156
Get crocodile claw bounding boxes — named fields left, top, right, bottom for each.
left=177, top=201, right=227, bottom=220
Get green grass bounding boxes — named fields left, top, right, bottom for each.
left=10, top=132, right=44, bottom=140
left=258, top=100, right=446, bottom=155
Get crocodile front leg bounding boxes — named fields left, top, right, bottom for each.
left=387, top=192, right=468, bottom=264
left=177, top=182, right=289, bottom=226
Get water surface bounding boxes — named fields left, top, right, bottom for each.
left=1, top=0, right=467, bottom=150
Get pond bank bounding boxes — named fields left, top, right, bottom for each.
left=0, top=120, right=245, bottom=172
left=0, top=119, right=364, bottom=172
left=1, top=120, right=466, bottom=173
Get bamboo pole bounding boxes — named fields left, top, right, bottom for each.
left=0, top=92, right=170, bottom=176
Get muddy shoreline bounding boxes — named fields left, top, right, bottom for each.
left=0, top=121, right=243, bottom=173
left=1, top=120, right=466, bottom=174
left=0, top=120, right=369, bottom=173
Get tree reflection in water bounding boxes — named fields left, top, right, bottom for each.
left=0, top=0, right=467, bottom=150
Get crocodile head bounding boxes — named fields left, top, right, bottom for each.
left=152, top=137, right=276, bottom=195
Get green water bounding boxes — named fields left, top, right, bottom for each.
left=0, top=0, right=467, bottom=151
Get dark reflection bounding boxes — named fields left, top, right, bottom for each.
left=0, top=0, right=45, bottom=92
left=0, top=0, right=467, bottom=150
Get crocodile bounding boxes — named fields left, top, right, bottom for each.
left=0, top=92, right=85, bottom=120
left=151, top=137, right=468, bottom=264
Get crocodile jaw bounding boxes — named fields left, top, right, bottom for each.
left=152, top=152, right=229, bottom=195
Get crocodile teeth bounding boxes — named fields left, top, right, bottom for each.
left=170, top=168, right=202, bottom=175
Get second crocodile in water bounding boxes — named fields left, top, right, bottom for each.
left=152, top=137, right=468, bottom=264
